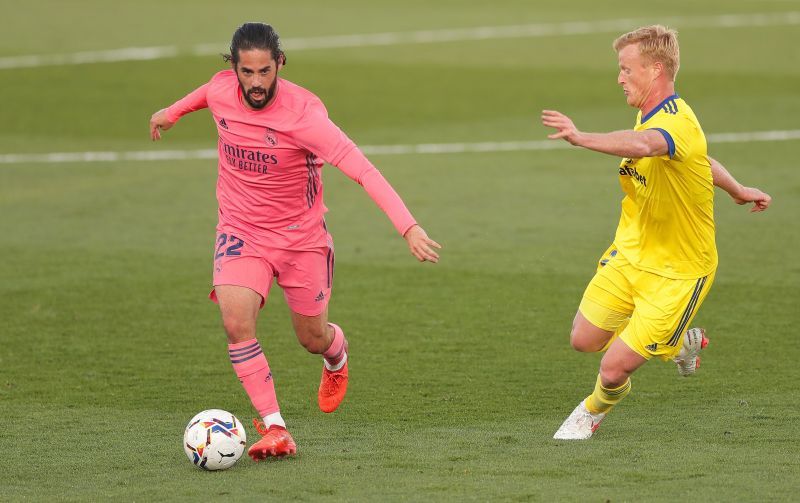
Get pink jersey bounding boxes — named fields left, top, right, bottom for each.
left=165, top=70, right=416, bottom=249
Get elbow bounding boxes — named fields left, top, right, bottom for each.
left=638, top=140, right=668, bottom=158
left=630, top=142, right=654, bottom=158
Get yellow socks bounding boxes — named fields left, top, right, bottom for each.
left=585, top=374, right=631, bottom=414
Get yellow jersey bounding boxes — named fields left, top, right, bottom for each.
left=614, top=94, right=717, bottom=279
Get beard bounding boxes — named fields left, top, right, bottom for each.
left=239, top=77, right=278, bottom=109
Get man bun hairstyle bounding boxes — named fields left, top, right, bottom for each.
left=613, top=25, right=679, bottom=80
left=223, top=22, right=286, bottom=66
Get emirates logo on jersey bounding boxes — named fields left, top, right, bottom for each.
left=265, top=128, right=278, bottom=147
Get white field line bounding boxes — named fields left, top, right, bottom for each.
left=1, top=130, right=799, bottom=165
left=2, top=11, right=799, bottom=70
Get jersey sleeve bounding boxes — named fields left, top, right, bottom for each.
left=644, top=112, right=695, bottom=162
left=295, top=99, right=417, bottom=235
left=293, top=99, right=357, bottom=165
left=334, top=148, right=418, bottom=236
left=165, top=83, right=210, bottom=123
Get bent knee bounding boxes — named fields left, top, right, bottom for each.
left=570, top=327, right=607, bottom=352
left=222, top=317, right=255, bottom=342
left=598, top=366, right=629, bottom=388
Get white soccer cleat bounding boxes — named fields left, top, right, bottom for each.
left=674, top=327, right=709, bottom=377
left=553, top=400, right=605, bottom=440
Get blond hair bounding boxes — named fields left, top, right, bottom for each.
left=613, top=25, right=680, bottom=80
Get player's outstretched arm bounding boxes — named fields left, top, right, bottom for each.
left=150, top=83, right=210, bottom=141
left=298, top=108, right=442, bottom=263
left=149, top=108, right=176, bottom=141
left=404, top=225, right=442, bottom=263
left=331, top=148, right=442, bottom=263
left=709, top=156, right=772, bottom=212
left=541, top=109, right=667, bottom=158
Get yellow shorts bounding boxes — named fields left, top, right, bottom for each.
left=579, top=245, right=715, bottom=361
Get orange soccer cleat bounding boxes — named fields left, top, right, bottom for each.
left=247, top=419, right=297, bottom=461
left=318, top=361, right=349, bottom=413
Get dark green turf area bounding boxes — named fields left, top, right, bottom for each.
left=2, top=1, right=799, bottom=501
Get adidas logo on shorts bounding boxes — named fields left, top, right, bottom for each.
left=315, top=291, right=325, bottom=302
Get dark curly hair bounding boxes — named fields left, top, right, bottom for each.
left=223, top=22, right=286, bottom=66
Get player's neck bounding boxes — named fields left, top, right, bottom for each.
left=638, top=82, right=676, bottom=116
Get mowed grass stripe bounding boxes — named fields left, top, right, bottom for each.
left=2, top=129, right=799, bottom=165
left=1, top=11, right=799, bottom=69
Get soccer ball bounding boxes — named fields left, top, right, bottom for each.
left=183, top=409, right=247, bottom=470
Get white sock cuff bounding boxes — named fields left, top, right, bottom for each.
left=324, top=351, right=347, bottom=371
left=263, top=412, right=286, bottom=428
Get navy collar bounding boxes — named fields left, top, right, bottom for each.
left=641, top=93, right=679, bottom=123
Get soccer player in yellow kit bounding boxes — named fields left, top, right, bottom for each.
left=542, top=25, right=772, bottom=439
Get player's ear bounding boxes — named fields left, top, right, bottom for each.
left=652, top=61, right=663, bottom=79
left=277, top=53, right=286, bottom=69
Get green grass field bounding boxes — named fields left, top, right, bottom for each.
left=2, top=1, right=799, bottom=501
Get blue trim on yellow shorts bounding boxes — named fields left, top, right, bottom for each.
left=667, top=275, right=708, bottom=347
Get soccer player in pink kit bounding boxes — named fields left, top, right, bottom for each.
left=149, top=23, right=441, bottom=461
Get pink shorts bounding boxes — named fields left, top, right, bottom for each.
left=209, top=229, right=334, bottom=317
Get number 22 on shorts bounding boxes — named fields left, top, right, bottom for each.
left=215, top=233, right=245, bottom=260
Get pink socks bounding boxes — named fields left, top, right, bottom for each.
left=228, top=339, right=280, bottom=419
left=323, top=323, right=348, bottom=371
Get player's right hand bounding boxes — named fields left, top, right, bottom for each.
left=404, top=225, right=442, bottom=263
left=149, top=108, right=175, bottom=141
left=541, top=109, right=580, bottom=145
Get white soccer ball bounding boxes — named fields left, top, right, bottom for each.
left=183, top=409, right=247, bottom=470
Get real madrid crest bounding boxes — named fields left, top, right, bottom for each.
left=265, top=128, right=278, bottom=147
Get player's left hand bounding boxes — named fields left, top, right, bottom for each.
left=541, top=110, right=581, bottom=144
left=404, top=225, right=441, bottom=263
left=733, top=186, right=772, bottom=212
